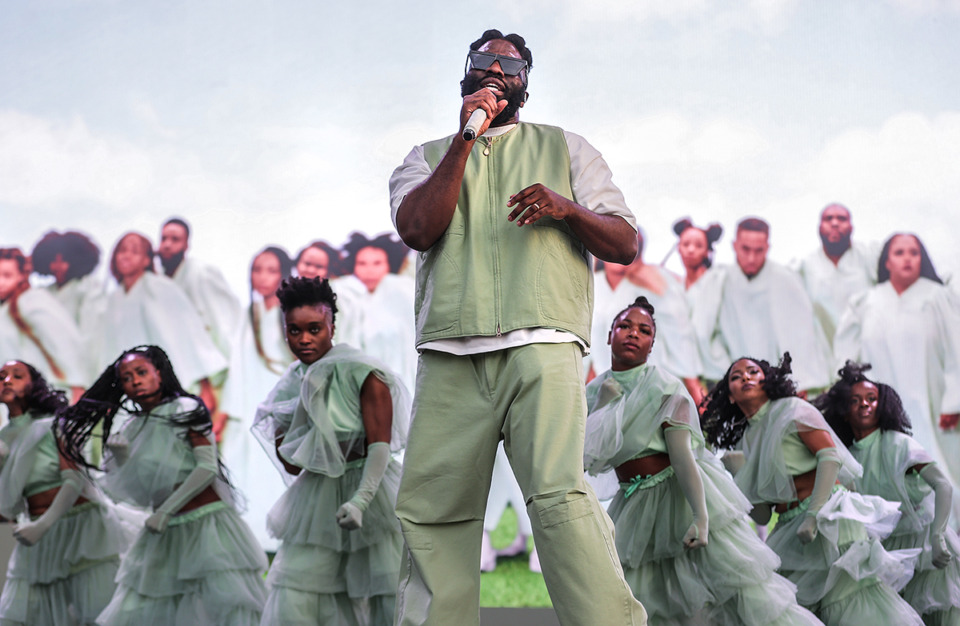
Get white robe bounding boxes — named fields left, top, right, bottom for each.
left=331, top=273, right=418, bottom=392
left=219, top=302, right=293, bottom=551
left=689, top=261, right=832, bottom=390
left=589, top=268, right=701, bottom=381
left=792, top=240, right=879, bottom=352
left=99, top=272, right=227, bottom=390
left=169, top=257, right=241, bottom=360
left=0, top=288, right=89, bottom=389
left=835, top=277, right=960, bottom=484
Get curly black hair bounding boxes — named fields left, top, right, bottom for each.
left=56, top=345, right=213, bottom=470
left=701, top=353, right=798, bottom=449
left=813, top=361, right=912, bottom=447
left=1, top=360, right=68, bottom=416
left=276, top=276, right=339, bottom=324
left=31, top=231, right=101, bottom=283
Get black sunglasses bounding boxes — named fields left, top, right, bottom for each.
left=465, top=50, right=528, bottom=77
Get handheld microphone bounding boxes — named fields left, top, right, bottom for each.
left=462, top=109, right=486, bottom=141
left=461, top=86, right=499, bottom=141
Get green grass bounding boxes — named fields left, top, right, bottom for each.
left=479, top=506, right=552, bottom=608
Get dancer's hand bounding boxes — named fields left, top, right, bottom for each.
left=145, top=511, right=171, bottom=534
left=13, top=520, right=48, bottom=546
left=682, top=520, right=708, bottom=550
left=932, top=533, right=952, bottom=569
left=336, top=502, right=363, bottom=530
left=796, top=515, right=818, bottom=544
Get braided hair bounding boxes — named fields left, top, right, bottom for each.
left=56, top=345, right=212, bottom=470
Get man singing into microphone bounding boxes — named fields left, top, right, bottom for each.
left=389, top=29, right=647, bottom=625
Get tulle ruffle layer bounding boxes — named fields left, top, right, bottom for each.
left=767, top=489, right=923, bottom=624
left=0, top=502, right=126, bottom=625
left=885, top=527, right=960, bottom=617
left=267, top=462, right=402, bottom=552
left=609, top=459, right=819, bottom=625
left=95, top=502, right=267, bottom=626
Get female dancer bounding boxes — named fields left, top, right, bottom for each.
left=0, top=247, right=88, bottom=399
left=835, top=232, right=960, bottom=488
left=0, top=360, right=124, bottom=625
left=57, top=345, right=267, bottom=625
left=253, top=277, right=409, bottom=625
left=584, top=297, right=819, bottom=625
left=817, top=362, right=960, bottom=623
left=219, top=246, right=295, bottom=551
left=701, top=354, right=923, bottom=624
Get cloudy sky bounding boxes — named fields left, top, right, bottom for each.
left=2, top=0, right=958, bottom=296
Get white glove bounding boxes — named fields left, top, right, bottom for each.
left=336, top=442, right=390, bottom=531
left=720, top=450, right=745, bottom=476
left=146, top=443, right=218, bottom=534
left=797, top=447, right=841, bottom=545
left=106, top=433, right=130, bottom=465
left=13, top=469, right=84, bottom=546
left=664, top=427, right=708, bottom=549
left=920, top=463, right=954, bottom=568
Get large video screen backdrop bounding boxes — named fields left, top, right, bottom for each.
left=2, top=0, right=958, bottom=611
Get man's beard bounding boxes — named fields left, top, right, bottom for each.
left=820, top=232, right=851, bottom=258
left=461, top=74, right=525, bottom=127
left=159, top=250, right=185, bottom=277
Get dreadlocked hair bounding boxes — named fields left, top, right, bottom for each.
left=813, top=361, right=912, bottom=447
left=3, top=360, right=68, bottom=416
left=611, top=296, right=656, bottom=333
left=56, top=345, right=213, bottom=470
left=276, top=277, right=338, bottom=323
left=701, top=353, right=798, bottom=449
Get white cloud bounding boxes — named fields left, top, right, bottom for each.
left=0, top=110, right=155, bottom=207
left=804, top=111, right=960, bottom=209
left=594, top=112, right=768, bottom=168
left=887, top=0, right=960, bottom=15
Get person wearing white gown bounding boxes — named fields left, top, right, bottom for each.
left=791, top=204, right=878, bottom=357
left=219, top=246, right=295, bottom=552
left=0, top=247, right=88, bottom=401
left=331, top=233, right=417, bottom=393
left=30, top=230, right=108, bottom=371
left=589, top=229, right=704, bottom=407
left=689, top=217, right=832, bottom=392
left=835, top=232, right=960, bottom=490
left=99, top=232, right=226, bottom=421
left=156, top=218, right=241, bottom=363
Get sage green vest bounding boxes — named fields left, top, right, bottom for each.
left=415, top=122, right=594, bottom=346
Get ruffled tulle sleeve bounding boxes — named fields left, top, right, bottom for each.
left=735, top=397, right=863, bottom=505
left=252, top=344, right=411, bottom=484
left=584, top=365, right=702, bottom=476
